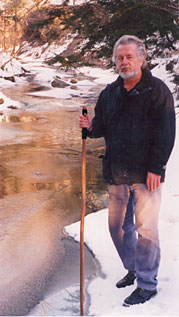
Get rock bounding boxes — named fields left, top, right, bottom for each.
left=70, top=86, right=77, bottom=90
left=29, top=86, right=50, bottom=92
left=0, top=98, right=4, bottom=104
left=2, top=115, right=36, bottom=123
left=70, top=79, right=78, bottom=84
left=86, top=190, right=109, bottom=212
left=166, top=61, right=174, bottom=72
left=51, top=78, right=70, bottom=88
left=4, top=76, right=15, bottom=82
left=7, top=105, right=18, bottom=110
left=173, top=74, right=179, bottom=85
left=2, top=115, right=20, bottom=122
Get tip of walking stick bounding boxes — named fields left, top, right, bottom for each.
left=80, top=105, right=88, bottom=111
left=81, top=106, right=88, bottom=116
left=80, top=105, right=89, bottom=109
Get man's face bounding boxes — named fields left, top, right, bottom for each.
left=116, top=43, right=144, bottom=79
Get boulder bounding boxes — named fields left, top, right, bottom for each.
left=4, top=76, right=15, bottom=82
left=70, top=78, right=78, bottom=84
left=86, top=190, right=109, bottom=212
left=0, top=98, right=4, bottom=104
left=7, top=105, right=18, bottom=110
left=51, top=78, right=70, bottom=88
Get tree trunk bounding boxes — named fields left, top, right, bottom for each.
left=3, top=16, right=6, bottom=52
left=12, top=0, right=17, bottom=55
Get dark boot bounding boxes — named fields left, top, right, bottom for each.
left=116, top=271, right=136, bottom=288
left=123, top=287, right=157, bottom=306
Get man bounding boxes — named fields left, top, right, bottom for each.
left=79, top=35, right=175, bottom=306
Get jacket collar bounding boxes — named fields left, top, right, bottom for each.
left=112, top=67, right=153, bottom=96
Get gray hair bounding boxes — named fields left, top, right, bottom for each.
left=112, top=35, right=147, bottom=69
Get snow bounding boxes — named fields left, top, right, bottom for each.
left=0, top=91, right=24, bottom=122
left=1, top=42, right=179, bottom=316
left=76, top=67, right=118, bottom=85
left=0, top=50, right=25, bottom=76
left=19, top=33, right=78, bottom=62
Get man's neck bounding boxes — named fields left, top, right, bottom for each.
left=123, top=70, right=142, bottom=91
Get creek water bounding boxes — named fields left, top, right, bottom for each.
left=0, top=76, right=108, bottom=315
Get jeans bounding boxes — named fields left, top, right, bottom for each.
left=108, top=183, right=162, bottom=290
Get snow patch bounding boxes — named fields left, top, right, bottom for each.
left=19, top=33, right=78, bottom=62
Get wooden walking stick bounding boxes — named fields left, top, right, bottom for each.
left=80, top=106, right=88, bottom=316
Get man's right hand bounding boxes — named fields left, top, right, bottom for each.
left=79, top=113, right=92, bottom=131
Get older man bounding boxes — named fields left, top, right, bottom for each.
left=79, top=35, right=175, bottom=306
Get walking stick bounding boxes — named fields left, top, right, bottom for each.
left=80, top=106, right=87, bottom=316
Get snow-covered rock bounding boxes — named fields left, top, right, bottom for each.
left=0, top=50, right=29, bottom=78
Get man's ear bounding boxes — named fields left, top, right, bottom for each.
left=140, top=57, right=145, bottom=68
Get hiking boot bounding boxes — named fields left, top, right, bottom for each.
left=123, top=287, right=157, bottom=306
left=116, top=271, right=136, bottom=288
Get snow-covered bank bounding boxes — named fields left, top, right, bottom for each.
left=65, top=211, right=179, bottom=316
left=0, top=50, right=30, bottom=86
left=19, top=34, right=78, bottom=62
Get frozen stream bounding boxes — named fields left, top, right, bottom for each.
left=0, top=65, right=108, bottom=315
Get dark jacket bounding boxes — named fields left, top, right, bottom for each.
left=88, top=67, right=176, bottom=185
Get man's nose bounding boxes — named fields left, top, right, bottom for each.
left=121, top=56, right=128, bottom=64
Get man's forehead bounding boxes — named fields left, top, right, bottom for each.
left=117, top=43, right=138, bottom=54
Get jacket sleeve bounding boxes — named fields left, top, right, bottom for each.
left=87, top=90, right=106, bottom=138
left=148, top=81, right=176, bottom=175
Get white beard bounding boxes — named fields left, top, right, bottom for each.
left=119, top=70, right=139, bottom=79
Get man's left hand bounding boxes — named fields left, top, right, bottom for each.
left=146, top=172, right=161, bottom=191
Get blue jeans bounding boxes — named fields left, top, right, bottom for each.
left=108, top=183, right=162, bottom=290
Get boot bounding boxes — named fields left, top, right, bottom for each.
left=116, top=271, right=136, bottom=288
left=123, top=287, right=157, bottom=306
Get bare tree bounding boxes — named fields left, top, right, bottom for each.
left=0, top=0, right=47, bottom=54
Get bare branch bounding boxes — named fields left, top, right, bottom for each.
left=0, top=56, right=14, bottom=70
